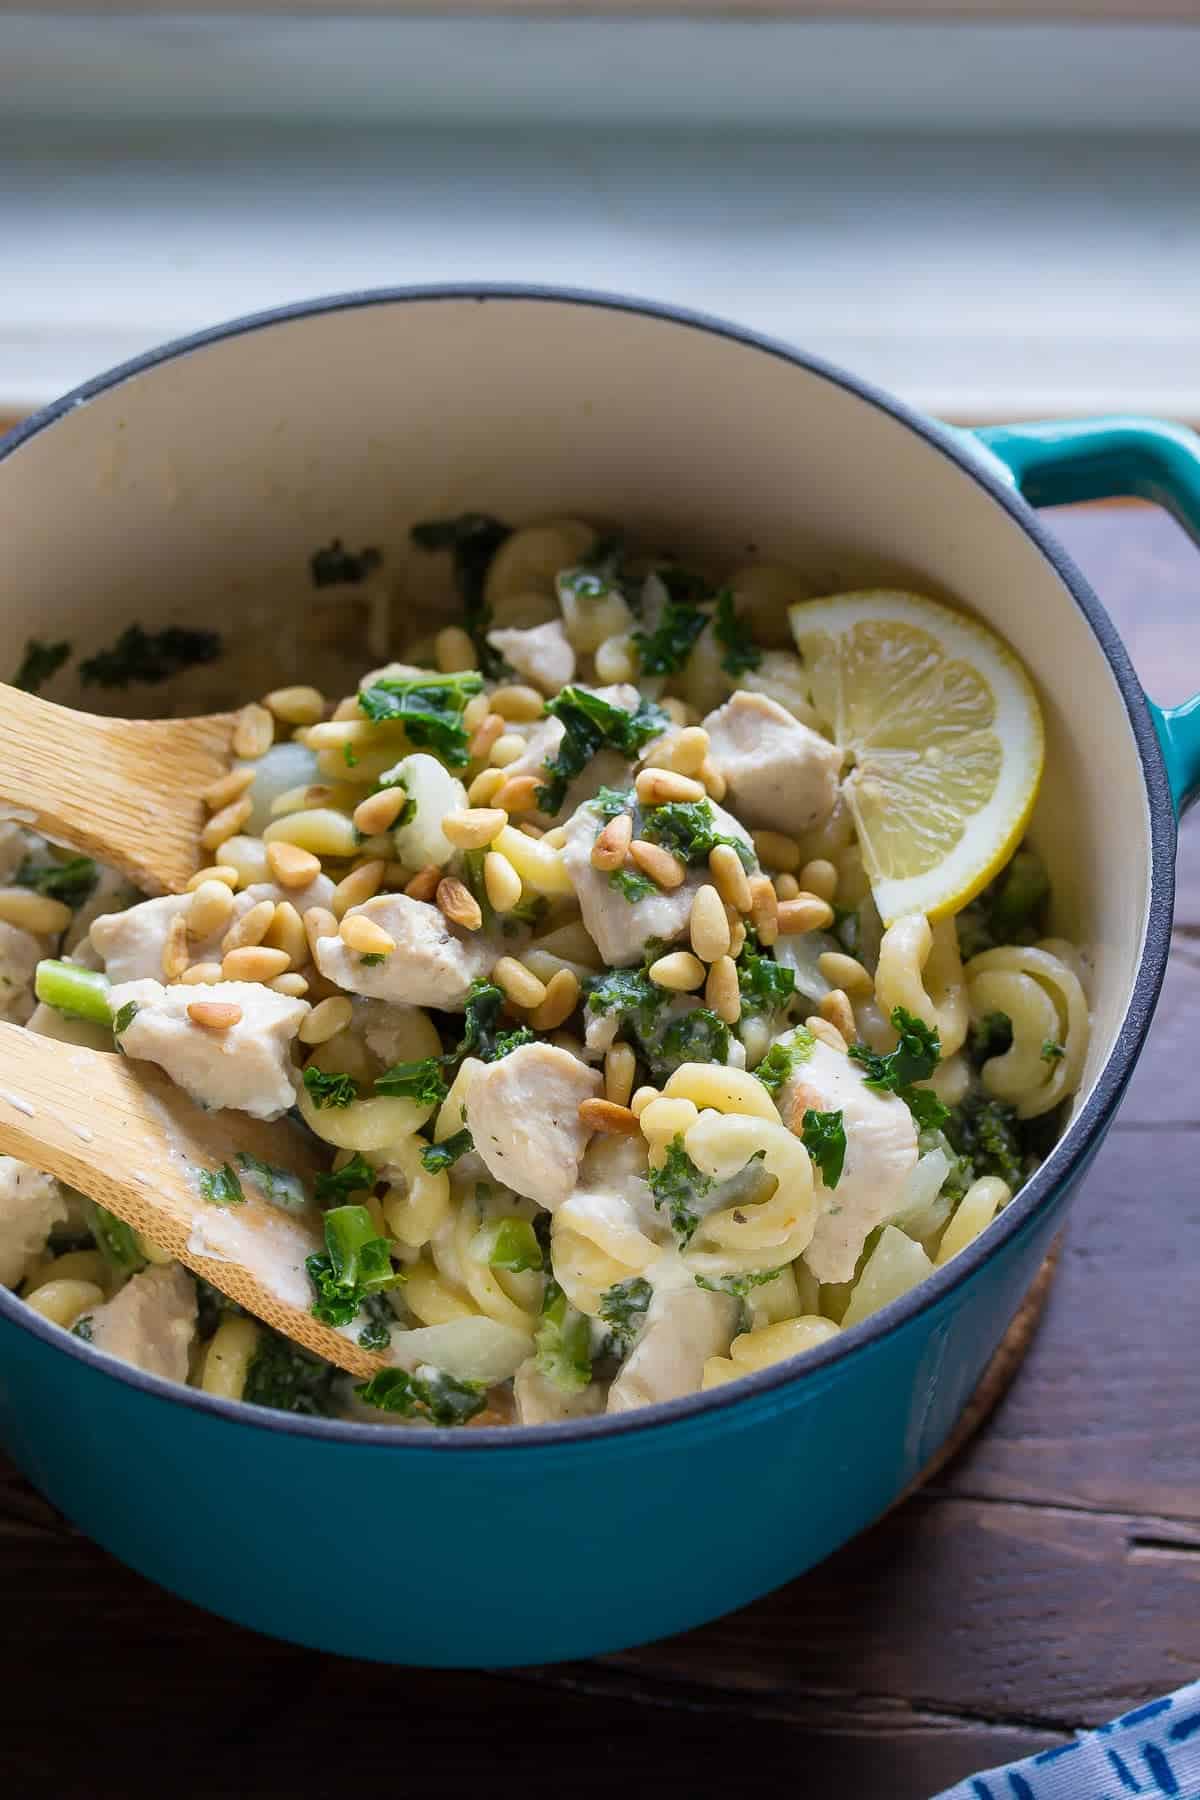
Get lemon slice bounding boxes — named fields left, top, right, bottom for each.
left=787, top=590, right=1044, bottom=925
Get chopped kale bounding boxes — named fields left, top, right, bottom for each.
left=534, top=1279, right=593, bottom=1393
left=356, top=1291, right=395, bottom=1352
left=850, top=1005, right=941, bottom=1091
left=71, top=1314, right=95, bottom=1341
left=956, top=845, right=1051, bottom=958
left=356, top=1363, right=488, bottom=1426
left=919, top=1127, right=974, bottom=1205
left=195, top=1275, right=247, bottom=1338
left=632, top=598, right=709, bottom=675
left=15, top=855, right=98, bottom=909
left=356, top=671, right=483, bottom=769
left=198, top=1162, right=244, bottom=1207
left=904, top=1086, right=952, bottom=1133
left=695, top=1267, right=786, bottom=1298
left=590, top=785, right=634, bottom=822
left=598, top=1276, right=653, bottom=1353
left=243, top=1332, right=337, bottom=1416
left=234, top=1151, right=308, bottom=1212
left=83, top=1199, right=145, bottom=1274
left=944, top=1094, right=1024, bottom=1191
left=420, top=1128, right=474, bottom=1173
left=713, top=588, right=762, bottom=678
left=302, top=1067, right=360, bottom=1109
left=641, top=799, right=755, bottom=871
left=970, top=1010, right=1014, bottom=1066
left=609, top=866, right=658, bottom=904
left=480, top=1217, right=544, bottom=1273
left=411, top=512, right=513, bottom=677
left=658, top=1007, right=730, bottom=1073
left=537, top=685, right=668, bottom=815
left=737, top=949, right=796, bottom=1016
left=455, top=977, right=535, bottom=1063
left=112, top=1000, right=139, bottom=1037
left=584, top=965, right=669, bottom=1036
left=649, top=1134, right=714, bottom=1247
left=306, top=1203, right=400, bottom=1327
left=309, top=538, right=382, bottom=587
left=80, top=625, right=221, bottom=688
left=753, top=1030, right=816, bottom=1093
left=13, top=637, right=71, bottom=693
left=374, top=1057, right=450, bottom=1106
left=800, top=1108, right=847, bottom=1189
left=360, top=951, right=386, bottom=966
left=1042, top=1039, right=1066, bottom=1064
left=314, top=1152, right=377, bottom=1207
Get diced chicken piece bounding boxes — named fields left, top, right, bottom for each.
left=241, top=875, right=336, bottom=917
left=0, top=1156, right=68, bottom=1287
left=313, top=894, right=499, bottom=1010
left=775, top=1035, right=918, bottom=1283
left=110, top=978, right=309, bottom=1120
left=466, top=1042, right=602, bottom=1209
left=91, top=881, right=332, bottom=986
left=607, top=1281, right=738, bottom=1413
left=82, top=1264, right=197, bottom=1383
left=561, top=795, right=753, bottom=968
left=486, top=620, right=576, bottom=695
left=702, top=690, right=841, bottom=836
left=513, top=1358, right=606, bottom=1425
left=0, top=920, right=41, bottom=1024
left=64, top=863, right=139, bottom=955
left=497, top=683, right=641, bottom=821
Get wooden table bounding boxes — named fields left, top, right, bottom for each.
left=3, top=502, right=1198, bottom=1800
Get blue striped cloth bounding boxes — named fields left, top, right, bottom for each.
left=934, top=1682, right=1200, bottom=1799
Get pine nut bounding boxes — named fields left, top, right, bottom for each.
left=268, top=785, right=313, bottom=818
left=777, top=894, right=835, bottom=935
left=434, top=626, right=478, bottom=674
left=232, top=702, right=274, bottom=759
left=340, top=913, right=396, bottom=956
left=749, top=875, right=779, bottom=946
left=469, top=712, right=505, bottom=760
left=332, top=696, right=361, bottom=721
left=161, top=911, right=190, bottom=980
left=384, top=861, right=408, bottom=886
left=200, top=795, right=253, bottom=851
left=463, top=692, right=492, bottom=731
left=728, top=915, right=747, bottom=958
left=262, top=808, right=359, bottom=859
left=578, top=1097, right=640, bottom=1136
left=467, top=767, right=508, bottom=806
left=0, top=888, right=73, bottom=936
left=630, top=1085, right=658, bottom=1119
left=186, top=865, right=239, bottom=892
left=353, top=787, right=409, bottom=836
left=441, top=807, right=508, bottom=851
left=304, top=718, right=391, bottom=751
left=299, top=995, right=354, bottom=1045
left=493, top=774, right=542, bottom=814
left=264, top=900, right=307, bottom=967
left=529, top=967, right=580, bottom=1031
left=187, top=1000, right=243, bottom=1031
left=222, top=899, right=276, bottom=954
left=222, top=946, right=291, bottom=982
left=202, top=764, right=255, bottom=811
left=266, top=840, right=322, bottom=889
left=404, top=865, right=441, bottom=904
left=689, top=884, right=731, bottom=962
left=186, top=879, right=235, bottom=941
left=436, top=877, right=483, bottom=931
left=217, top=835, right=272, bottom=889
left=806, top=1014, right=849, bottom=1053
left=775, top=874, right=800, bottom=901
left=634, top=767, right=706, bottom=807
left=264, top=684, right=325, bottom=726
left=302, top=905, right=338, bottom=957
left=819, top=989, right=857, bottom=1043
left=25, top=1279, right=105, bottom=1329
left=818, top=950, right=873, bottom=997
left=591, top=812, right=633, bottom=871
left=519, top=822, right=544, bottom=838
left=604, top=1043, right=636, bottom=1108
left=179, top=961, right=224, bottom=985
left=629, top=840, right=686, bottom=891
left=542, top=826, right=567, bottom=848
left=594, top=634, right=636, bottom=683
left=669, top=726, right=710, bottom=776
left=483, top=851, right=523, bottom=913
left=706, top=954, right=741, bottom=1024
left=331, top=859, right=386, bottom=919
left=700, top=759, right=728, bottom=802
left=648, top=949, right=706, bottom=992
left=270, top=971, right=310, bottom=997
left=752, top=829, right=801, bottom=872
left=489, top=732, right=526, bottom=768
left=800, top=859, right=839, bottom=904
left=493, top=956, right=547, bottom=1010
left=709, top=843, right=752, bottom=912
left=490, top=684, right=544, bottom=722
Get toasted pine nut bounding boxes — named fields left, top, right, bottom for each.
left=493, top=956, right=547, bottom=1010
left=340, top=913, right=396, bottom=957
left=187, top=1000, right=243, bottom=1031
left=630, top=1085, right=658, bottom=1119
left=728, top=915, right=747, bottom=958
left=434, top=626, right=478, bottom=674
left=270, top=972, right=310, bottom=997
left=483, top=851, right=523, bottom=913
left=186, top=864, right=239, bottom=892
left=384, top=861, right=408, bottom=886
left=752, top=829, right=801, bottom=873
left=777, top=894, right=835, bottom=935
left=604, top=1043, right=637, bottom=1108
left=200, top=795, right=253, bottom=851
left=467, top=767, right=507, bottom=806
left=469, top=712, right=505, bottom=760
left=529, top=967, right=581, bottom=1032
left=404, top=865, right=441, bottom=904
left=222, top=946, right=291, bottom=982
left=302, top=906, right=338, bottom=957
left=591, top=812, right=633, bottom=871
left=222, top=899, right=275, bottom=954
left=186, top=879, right=235, bottom=941
left=706, top=954, right=741, bottom=1025
left=178, top=961, right=224, bottom=985
left=161, top=912, right=190, bottom=980
left=262, top=808, right=359, bottom=859
left=700, top=758, right=728, bottom=802
left=800, top=859, right=839, bottom=904
left=489, top=732, right=526, bottom=768
left=818, top=950, right=873, bottom=997
left=332, top=696, right=360, bottom=721
left=648, top=949, right=706, bottom=992
left=493, top=774, right=543, bottom=814
left=819, top=989, right=857, bottom=1043
left=806, top=1014, right=849, bottom=1053
left=331, top=859, right=386, bottom=920
left=442, top=807, right=508, bottom=851
left=353, top=787, right=409, bottom=836
left=264, top=900, right=307, bottom=968
left=775, top=874, right=800, bottom=901
left=543, top=826, right=567, bottom=849
left=299, top=995, right=354, bottom=1045
left=232, top=702, right=274, bottom=759
left=579, top=1097, right=639, bottom=1137
left=689, top=884, right=731, bottom=963
left=264, top=684, right=325, bottom=726
left=266, top=840, right=322, bottom=890
left=749, top=875, right=779, bottom=946
left=709, top=843, right=752, bottom=912
left=437, top=877, right=483, bottom=931
left=669, top=726, right=710, bottom=776
left=634, top=766, right=706, bottom=807
left=268, top=784, right=315, bottom=818
left=463, top=692, right=492, bottom=731
left=490, top=684, right=544, bottom=722
left=202, top=764, right=255, bottom=811
left=629, top=840, right=686, bottom=891
left=0, top=888, right=73, bottom=936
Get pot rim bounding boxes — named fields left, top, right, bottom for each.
left=0, top=282, right=1177, bottom=1451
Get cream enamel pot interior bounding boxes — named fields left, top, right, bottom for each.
left=0, top=288, right=1196, bottom=1668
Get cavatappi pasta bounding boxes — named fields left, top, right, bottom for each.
left=3, top=517, right=1091, bottom=1426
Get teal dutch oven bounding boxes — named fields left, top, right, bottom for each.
left=0, top=290, right=1197, bottom=1667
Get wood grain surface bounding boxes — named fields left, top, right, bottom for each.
left=2, top=502, right=1198, bottom=1800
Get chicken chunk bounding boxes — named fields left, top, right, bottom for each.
left=312, top=894, right=499, bottom=1010
left=0, top=920, right=41, bottom=1024
left=82, top=1264, right=197, bottom=1383
left=64, top=863, right=139, bottom=955
left=486, top=620, right=576, bottom=695
left=703, top=690, right=841, bottom=836
left=775, top=1034, right=918, bottom=1283
left=0, top=1157, right=68, bottom=1288
left=465, top=1042, right=601, bottom=1208
left=497, top=683, right=641, bottom=821
left=109, top=978, right=309, bottom=1120
left=91, top=878, right=331, bottom=986
left=607, top=1280, right=738, bottom=1413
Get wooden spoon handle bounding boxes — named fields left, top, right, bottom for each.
left=0, top=1024, right=381, bottom=1378
left=0, top=686, right=236, bottom=894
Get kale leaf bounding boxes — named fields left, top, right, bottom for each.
left=641, top=800, right=755, bottom=871
left=80, top=625, right=221, bottom=688
left=598, top=1275, right=652, bottom=1353
left=374, top=1056, right=450, bottom=1105
left=944, top=1094, right=1024, bottom=1191
left=13, top=638, right=71, bottom=693
left=197, top=1162, right=244, bottom=1206
left=800, top=1108, right=847, bottom=1188
left=15, top=855, right=98, bottom=908
left=306, top=1203, right=400, bottom=1327
left=243, top=1332, right=337, bottom=1416
left=303, top=1067, right=361, bottom=1110
left=309, top=539, right=382, bottom=587
left=355, top=1363, right=488, bottom=1426
left=695, top=1267, right=786, bottom=1298
left=419, top=1128, right=474, bottom=1173
left=657, top=1007, right=730, bottom=1073
left=737, top=949, right=796, bottom=1016
left=234, top=1151, right=308, bottom=1212
left=713, top=588, right=762, bottom=677
left=112, top=1000, right=139, bottom=1037
left=455, top=978, right=534, bottom=1063
left=584, top=965, right=670, bottom=1036
left=356, top=1292, right=395, bottom=1352
left=850, top=1005, right=942, bottom=1090
left=537, top=685, right=668, bottom=814
left=649, top=1134, right=714, bottom=1247
left=632, top=599, right=709, bottom=676
left=752, top=1029, right=815, bottom=1093
left=83, top=1199, right=146, bottom=1273
left=534, top=1279, right=593, bottom=1393
left=609, top=866, right=658, bottom=904
left=356, top=671, right=483, bottom=769
left=970, top=1010, right=1014, bottom=1066
left=314, top=1152, right=377, bottom=1207
left=410, top=512, right=512, bottom=678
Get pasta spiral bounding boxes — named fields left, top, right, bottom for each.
left=965, top=942, right=1089, bottom=1118
left=875, top=913, right=968, bottom=1058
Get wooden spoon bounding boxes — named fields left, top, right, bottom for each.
left=0, top=684, right=237, bottom=895
left=0, top=1023, right=384, bottom=1379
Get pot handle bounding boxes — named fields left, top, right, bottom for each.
left=967, top=417, right=1200, bottom=817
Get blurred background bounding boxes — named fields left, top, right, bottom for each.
left=1, top=1, right=1198, bottom=424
